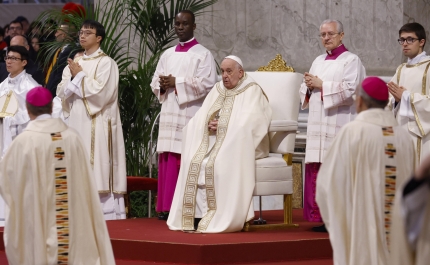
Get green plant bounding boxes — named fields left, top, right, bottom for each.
left=34, top=0, right=218, bottom=217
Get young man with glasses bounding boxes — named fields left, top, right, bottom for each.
left=387, top=22, right=430, bottom=165
left=299, top=19, right=366, bottom=232
left=3, top=20, right=24, bottom=47
left=57, top=19, right=127, bottom=220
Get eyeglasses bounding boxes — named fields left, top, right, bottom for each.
left=319, top=32, right=340, bottom=38
left=398, top=37, right=419, bottom=45
left=78, top=30, right=96, bottom=37
left=9, top=26, right=22, bottom=31
left=4, top=56, right=23, bottom=62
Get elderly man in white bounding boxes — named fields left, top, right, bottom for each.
left=299, top=19, right=366, bottom=231
left=167, top=55, right=272, bottom=233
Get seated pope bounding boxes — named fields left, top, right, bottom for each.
left=167, top=55, right=272, bottom=233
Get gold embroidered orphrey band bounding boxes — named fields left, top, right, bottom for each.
left=397, top=61, right=430, bottom=162
left=0, top=91, right=16, bottom=117
left=181, top=75, right=258, bottom=231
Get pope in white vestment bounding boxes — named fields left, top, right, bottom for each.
left=168, top=56, right=272, bottom=233
left=57, top=47, right=127, bottom=220
left=0, top=87, right=115, bottom=265
left=316, top=77, right=416, bottom=265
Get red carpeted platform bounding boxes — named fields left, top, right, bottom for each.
left=0, top=209, right=333, bottom=264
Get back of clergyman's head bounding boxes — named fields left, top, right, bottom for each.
left=81, top=19, right=105, bottom=44
left=357, top=77, right=389, bottom=109
left=26, top=86, right=53, bottom=116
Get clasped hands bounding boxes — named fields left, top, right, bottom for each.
left=67, top=58, right=83, bottom=78
left=159, top=74, right=176, bottom=94
left=208, top=119, right=218, bottom=132
left=387, top=82, right=406, bottom=102
left=304, top=72, right=323, bottom=91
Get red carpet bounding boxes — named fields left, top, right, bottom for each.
left=0, top=209, right=333, bottom=264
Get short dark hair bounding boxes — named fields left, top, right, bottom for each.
left=0, top=27, right=4, bottom=38
left=26, top=102, right=53, bottom=117
left=7, top=45, right=29, bottom=62
left=15, top=16, right=29, bottom=23
left=81, top=20, right=105, bottom=44
left=9, top=20, right=23, bottom=29
left=358, top=86, right=388, bottom=109
left=177, top=10, right=195, bottom=24
left=399, top=22, right=426, bottom=48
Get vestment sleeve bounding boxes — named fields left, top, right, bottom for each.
left=322, top=56, right=365, bottom=109
left=408, top=92, right=430, bottom=137
left=150, top=53, right=168, bottom=103
left=174, top=51, right=217, bottom=106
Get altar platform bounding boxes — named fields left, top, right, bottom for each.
left=0, top=209, right=333, bottom=264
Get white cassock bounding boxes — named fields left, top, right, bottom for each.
left=390, top=178, right=430, bottom=265
left=0, top=116, right=115, bottom=265
left=299, top=51, right=365, bottom=163
left=167, top=74, right=272, bottom=233
left=0, top=70, right=39, bottom=227
left=316, top=108, right=416, bottom=265
left=389, top=51, right=430, bottom=163
left=150, top=38, right=217, bottom=154
left=57, top=48, right=127, bottom=220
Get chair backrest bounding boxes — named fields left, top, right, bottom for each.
left=246, top=72, right=303, bottom=154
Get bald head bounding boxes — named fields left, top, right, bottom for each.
left=10, top=35, right=29, bottom=51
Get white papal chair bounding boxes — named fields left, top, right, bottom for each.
left=244, top=57, right=302, bottom=231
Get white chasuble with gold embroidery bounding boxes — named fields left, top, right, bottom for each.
left=57, top=48, right=127, bottom=220
left=316, top=109, right=415, bottom=265
left=0, top=118, right=115, bottom=265
left=167, top=74, right=272, bottom=233
left=389, top=55, right=430, bottom=163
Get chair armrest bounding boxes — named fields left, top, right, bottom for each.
left=269, top=120, right=298, bottom=132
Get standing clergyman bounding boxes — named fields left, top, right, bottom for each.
left=57, top=20, right=126, bottom=220
left=150, top=10, right=217, bottom=220
left=299, top=19, right=366, bottom=231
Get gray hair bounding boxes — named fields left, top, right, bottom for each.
left=320, top=19, right=344, bottom=33
left=357, top=84, right=388, bottom=109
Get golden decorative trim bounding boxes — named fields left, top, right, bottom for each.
left=405, top=59, right=430, bottom=68
left=99, top=190, right=126, bottom=194
left=81, top=52, right=107, bottom=61
left=90, top=115, right=96, bottom=167
left=417, top=137, right=422, bottom=163
left=257, top=54, right=295, bottom=72
left=113, top=191, right=127, bottom=195
left=396, top=63, right=405, bottom=84
left=282, top=153, right=293, bottom=166
left=81, top=78, right=93, bottom=116
left=108, top=118, right=113, bottom=193
left=410, top=91, right=425, bottom=137
left=182, top=77, right=256, bottom=231
left=0, top=91, right=13, bottom=116
left=421, top=62, right=430, bottom=95
left=98, top=190, right=111, bottom=194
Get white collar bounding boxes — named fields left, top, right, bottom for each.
left=179, top=37, right=195, bottom=47
left=35, top=114, right=52, bottom=120
left=84, top=48, right=103, bottom=58
left=407, top=51, right=427, bottom=65
left=8, top=70, right=26, bottom=84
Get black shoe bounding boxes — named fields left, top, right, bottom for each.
left=158, top=212, right=169, bottom=220
left=312, top=224, right=327, bottom=233
left=194, top=218, right=201, bottom=230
